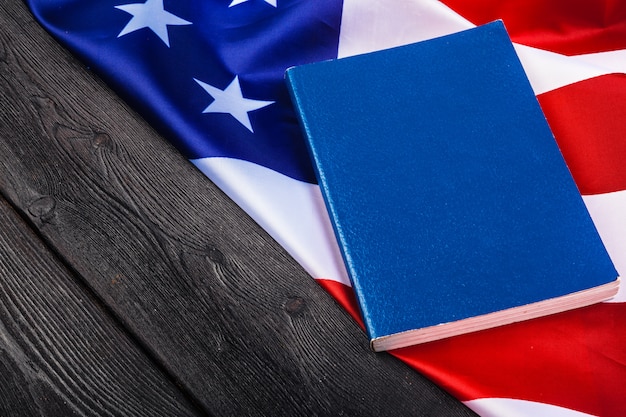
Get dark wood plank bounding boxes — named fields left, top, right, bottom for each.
left=0, top=1, right=476, bottom=415
left=0, top=196, right=205, bottom=417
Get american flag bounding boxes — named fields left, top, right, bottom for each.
left=27, top=0, right=626, bottom=415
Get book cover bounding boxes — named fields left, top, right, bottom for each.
left=285, top=21, right=619, bottom=352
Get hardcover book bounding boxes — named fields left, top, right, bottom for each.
left=285, top=21, right=619, bottom=352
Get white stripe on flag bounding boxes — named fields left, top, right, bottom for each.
left=583, top=190, right=626, bottom=302
left=574, top=49, right=626, bottom=75
left=465, top=398, right=597, bottom=417
left=338, top=0, right=472, bottom=58
left=513, top=44, right=616, bottom=95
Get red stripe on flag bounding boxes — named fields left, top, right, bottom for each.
left=319, top=279, right=626, bottom=417
left=440, top=0, right=626, bottom=55
left=395, top=302, right=626, bottom=417
left=537, top=74, right=626, bottom=195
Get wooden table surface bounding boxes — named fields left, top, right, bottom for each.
left=0, top=1, right=476, bottom=415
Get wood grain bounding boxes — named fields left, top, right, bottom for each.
left=0, top=1, right=476, bottom=415
left=0, top=196, right=205, bottom=417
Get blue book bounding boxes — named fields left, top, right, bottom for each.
left=285, top=21, right=619, bottom=352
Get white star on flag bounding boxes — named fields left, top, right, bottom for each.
left=194, top=76, right=274, bottom=133
left=115, top=0, right=191, bottom=47
left=229, top=0, right=277, bottom=8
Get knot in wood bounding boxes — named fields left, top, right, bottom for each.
left=32, top=96, right=54, bottom=111
left=28, top=196, right=56, bottom=221
left=206, top=247, right=226, bottom=264
left=284, top=296, right=307, bottom=317
left=92, top=132, right=111, bottom=149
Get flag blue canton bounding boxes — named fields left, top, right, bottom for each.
left=28, top=0, right=344, bottom=183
